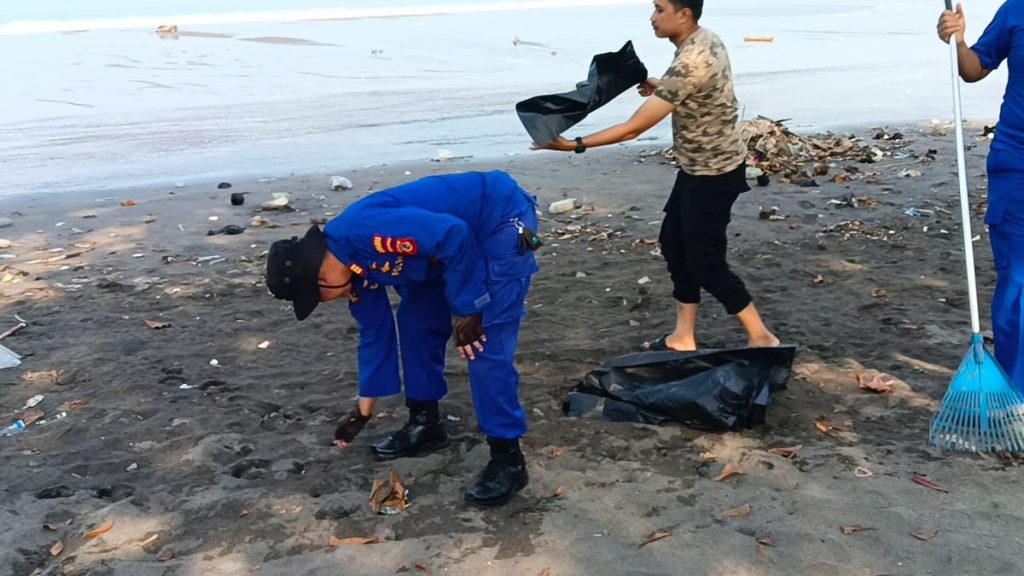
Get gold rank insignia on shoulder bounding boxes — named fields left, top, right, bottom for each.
left=391, top=256, right=404, bottom=277
left=373, top=234, right=419, bottom=256
left=348, top=263, right=365, bottom=276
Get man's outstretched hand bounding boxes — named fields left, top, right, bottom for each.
left=531, top=136, right=575, bottom=152
left=637, top=78, right=660, bottom=97
left=452, top=314, right=486, bottom=360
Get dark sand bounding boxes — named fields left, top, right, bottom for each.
left=2, top=124, right=1021, bottom=576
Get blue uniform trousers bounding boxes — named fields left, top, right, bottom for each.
left=371, top=208, right=537, bottom=439
left=987, top=148, right=1024, bottom=391
left=990, top=208, right=1024, bottom=391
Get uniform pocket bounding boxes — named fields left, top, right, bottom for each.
left=483, top=219, right=539, bottom=282
left=482, top=276, right=530, bottom=327
left=487, top=251, right=539, bottom=282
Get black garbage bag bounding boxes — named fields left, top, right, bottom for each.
left=563, top=346, right=797, bottom=431
left=516, top=41, right=648, bottom=146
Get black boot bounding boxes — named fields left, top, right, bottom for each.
left=464, top=437, right=529, bottom=506
left=371, top=399, right=448, bottom=461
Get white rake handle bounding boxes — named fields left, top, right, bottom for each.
left=945, top=0, right=982, bottom=335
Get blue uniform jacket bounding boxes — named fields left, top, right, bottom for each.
left=973, top=0, right=1024, bottom=223
left=323, top=171, right=539, bottom=394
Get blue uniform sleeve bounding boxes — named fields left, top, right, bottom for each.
left=972, top=2, right=1012, bottom=71
left=358, top=207, right=491, bottom=316
left=348, top=285, right=401, bottom=397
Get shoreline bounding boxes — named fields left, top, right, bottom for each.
left=0, top=118, right=995, bottom=204
left=0, top=0, right=1010, bottom=201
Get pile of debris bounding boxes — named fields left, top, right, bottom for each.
left=822, top=220, right=902, bottom=242
left=660, top=116, right=903, bottom=181
left=546, top=220, right=623, bottom=244
left=741, top=116, right=883, bottom=178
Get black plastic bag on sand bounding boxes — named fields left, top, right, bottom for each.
left=563, top=346, right=797, bottom=431
left=516, top=41, right=648, bottom=146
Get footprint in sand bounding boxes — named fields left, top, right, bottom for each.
left=314, top=502, right=360, bottom=520
left=229, top=458, right=271, bottom=480
left=159, top=366, right=187, bottom=385
left=35, top=485, right=75, bottom=499
left=226, top=442, right=255, bottom=457
left=94, top=483, right=134, bottom=502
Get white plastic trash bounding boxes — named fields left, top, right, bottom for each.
left=331, top=176, right=354, bottom=191
left=261, top=195, right=290, bottom=210
left=549, top=199, right=576, bottom=214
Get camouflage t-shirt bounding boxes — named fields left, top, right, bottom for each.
left=654, top=27, right=747, bottom=176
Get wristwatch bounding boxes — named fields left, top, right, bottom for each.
left=574, top=137, right=586, bottom=154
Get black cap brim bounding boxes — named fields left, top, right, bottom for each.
left=291, top=225, right=327, bottom=321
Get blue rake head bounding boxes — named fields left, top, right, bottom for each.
left=929, top=334, right=1024, bottom=454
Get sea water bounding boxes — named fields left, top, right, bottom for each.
left=0, top=0, right=1008, bottom=197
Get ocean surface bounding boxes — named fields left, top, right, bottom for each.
left=0, top=0, right=1010, bottom=198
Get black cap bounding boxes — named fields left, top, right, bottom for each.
left=266, top=225, right=327, bottom=320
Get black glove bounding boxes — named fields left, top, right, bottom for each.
left=334, top=408, right=370, bottom=444
left=452, top=314, right=485, bottom=347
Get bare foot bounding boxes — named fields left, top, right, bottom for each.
left=748, top=333, right=781, bottom=348
left=666, top=334, right=698, bottom=351
left=641, top=333, right=698, bottom=352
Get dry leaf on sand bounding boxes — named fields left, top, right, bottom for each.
left=21, top=409, right=44, bottom=426
left=145, top=320, right=172, bottom=330
left=639, top=530, right=672, bottom=548
left=157, top=550, right=175, bottom=561
left=330, top=536, right=380, bottom=546
left=553, top=486, right=565, bottom=498
left=83, top=519, right=114, bottom=539
left=414, top=562, right=431, bottom=574
left=50, top=540, right=64, bottom=556
left=815, top=420, right=835, bottom=434
left=549, top=447, right=564, bottom=458
left=722, top=504, right=752, bottom=518
left=910, top=475, right=949, bottom=493
left=369, top=469, right=409, bottom=515
left=871, top=288, right=888, bottom=298
left=714, top=463, right=744, bottom=482
left=699, top=452, right=718, bottom=461
left=912, top=528, right=938, bottom=541
left=63, top=399, right=90, bottom=411
left=768, top=446, right=801, bottom=460
left=757, top=536, right=774, bottom=547
left=841, top=526, right=874, bottom=535
left=857, top=373, right=894, bottom=394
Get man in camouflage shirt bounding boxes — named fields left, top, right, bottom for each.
left=534, top=0, right=779, bottom=351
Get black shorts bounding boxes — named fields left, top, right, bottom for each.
left=658, top=164, right=751, bottom=314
